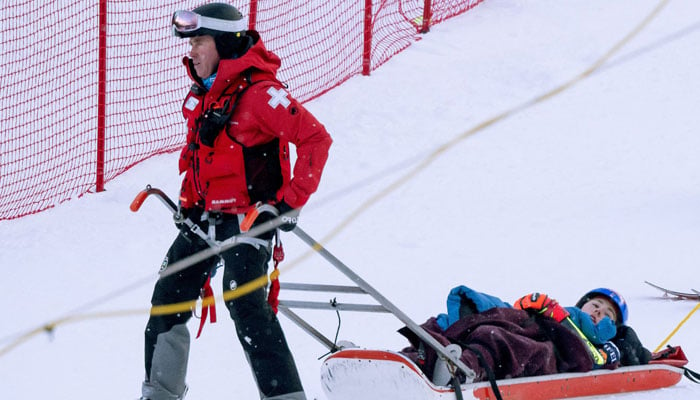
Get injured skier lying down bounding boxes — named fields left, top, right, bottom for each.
left=399, top=286, right=652, bottom=385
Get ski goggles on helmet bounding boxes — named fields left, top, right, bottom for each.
left=171, top=10, right=247, bottom=37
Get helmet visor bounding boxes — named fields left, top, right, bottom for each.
left=172, top=10, right=247, bottom=37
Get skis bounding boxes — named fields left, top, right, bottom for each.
left=645, top=281, right=700, bottom=300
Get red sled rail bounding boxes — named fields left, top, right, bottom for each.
left=321, top=349, right=683, bottom=400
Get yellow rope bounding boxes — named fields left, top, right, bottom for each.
left=317, top=0, right=671, bottom=246
left=0, top=0, right=671, bottom=358
left=0, top=250, right=316, bottom=357
left=654, top=302, right=700, bottom=353
left=0, top=309, right=145, bottom=357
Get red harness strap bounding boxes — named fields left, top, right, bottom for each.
left=196, top=233, right=283, bottom=337
left=267, top=236, right=284, bottom=314
left=196, top=275, right=217, bottom=339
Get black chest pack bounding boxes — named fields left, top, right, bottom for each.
left=195, top=69, right=261, bottom=147
left=189, top=69, right=290, bottom=205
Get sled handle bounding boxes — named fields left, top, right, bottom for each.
left=130, top=185, right=178, bottom=213
left=240, top=208, right=259, bottom=232
left=130, top=190, right=149, bottom=212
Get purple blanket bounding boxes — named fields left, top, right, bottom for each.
left=400, top=307, right=593, bottom=382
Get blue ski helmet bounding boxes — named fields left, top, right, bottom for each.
left=576, top=288, right=628, bottom=325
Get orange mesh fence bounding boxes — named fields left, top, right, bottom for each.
left=1, top=0, right=484, bottom=220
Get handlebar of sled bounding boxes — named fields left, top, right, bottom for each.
left=129, top=185, right=477, bottom=382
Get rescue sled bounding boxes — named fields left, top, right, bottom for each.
left=320, top=348, right=684, bottom=400
left=278, top=228, right=690, bottom=399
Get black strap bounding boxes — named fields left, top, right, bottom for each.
left=464, top=345, right=504, bottom=400
left=685, top=367, right=700, bottom=384
left=220, top=71, right=278, bottom=146
left=451, top=374, right=465, bottom=400
left=208, top=68, right=257, bottom=121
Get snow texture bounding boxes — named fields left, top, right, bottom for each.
left=1, top=0, right=699, bottom=399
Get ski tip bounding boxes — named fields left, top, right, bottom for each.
left=645, top=281, right=700, bottom=300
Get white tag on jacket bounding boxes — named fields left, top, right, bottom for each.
left=184, top=97, right=200, bottom=111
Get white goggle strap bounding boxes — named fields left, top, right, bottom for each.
left=196, top=14, right=247, bottom=33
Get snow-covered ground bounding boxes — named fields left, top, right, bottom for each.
left=1, top=0, right=699, bottom=399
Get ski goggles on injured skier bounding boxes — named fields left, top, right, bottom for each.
left=171, top=10, right=247, bottom=36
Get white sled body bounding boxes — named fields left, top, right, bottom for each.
left=320, top=348, right=683, bottom=400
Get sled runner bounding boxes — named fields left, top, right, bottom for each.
left=321, top=348, right=684, bottom=400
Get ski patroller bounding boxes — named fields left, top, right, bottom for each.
left=131, top=186, right=695, bottom=400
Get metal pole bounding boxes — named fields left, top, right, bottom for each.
left=278, top=305, right=338, bottom=350
left=248, top=0, right=258, bottom=31
left=362, top=0, right=372, bottom=75
left=96, top=0, right=107, bottom=192
left=293, top=226, right=476, bottom=381
left=421, top=0, right=432, bottom=33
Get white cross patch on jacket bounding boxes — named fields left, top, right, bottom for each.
left=267, top=87, right=291, bottom=109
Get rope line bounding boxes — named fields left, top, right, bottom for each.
left=654, top=302, right=700, bottom=353
left=0, top=0, right=671, bottom=358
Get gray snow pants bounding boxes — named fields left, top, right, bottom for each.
left=141, top=213, right=305, bottom=400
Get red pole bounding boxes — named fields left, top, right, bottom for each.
left=362, top=0, right=372, bottom=75
left=421, top=0, right=432, bottom=33
left=248, top=0, right=258, bottom=31
left=96, top=0, right=107, bottom=192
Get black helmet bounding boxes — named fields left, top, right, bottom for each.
left=172, top=3, right=251, bottom=59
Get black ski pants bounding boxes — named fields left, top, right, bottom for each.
left=143, top=213, right=304, bottom=399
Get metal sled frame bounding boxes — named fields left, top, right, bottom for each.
left=276, top=282, right=389, bottom=351
left=281, top=227, right=476, bottom=381
left=129, top=185, right=471, bottom=379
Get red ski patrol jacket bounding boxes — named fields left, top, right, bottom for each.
left=178, top=31, right=332, bottom=213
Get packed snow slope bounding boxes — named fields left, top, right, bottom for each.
left=1, top=1, right=699, bottom=399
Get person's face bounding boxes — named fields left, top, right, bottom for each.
left=581, top=296, right=618, bottom=324
left=189, top=35, right=220, bottom=79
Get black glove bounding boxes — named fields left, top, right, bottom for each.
left=598, top=341, right=621, bottom=369
left=174, top=207, right=190, bottom=232
left=174, top=206, right=203, bottom=234
left=275, top=200, right=299, bottom=232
